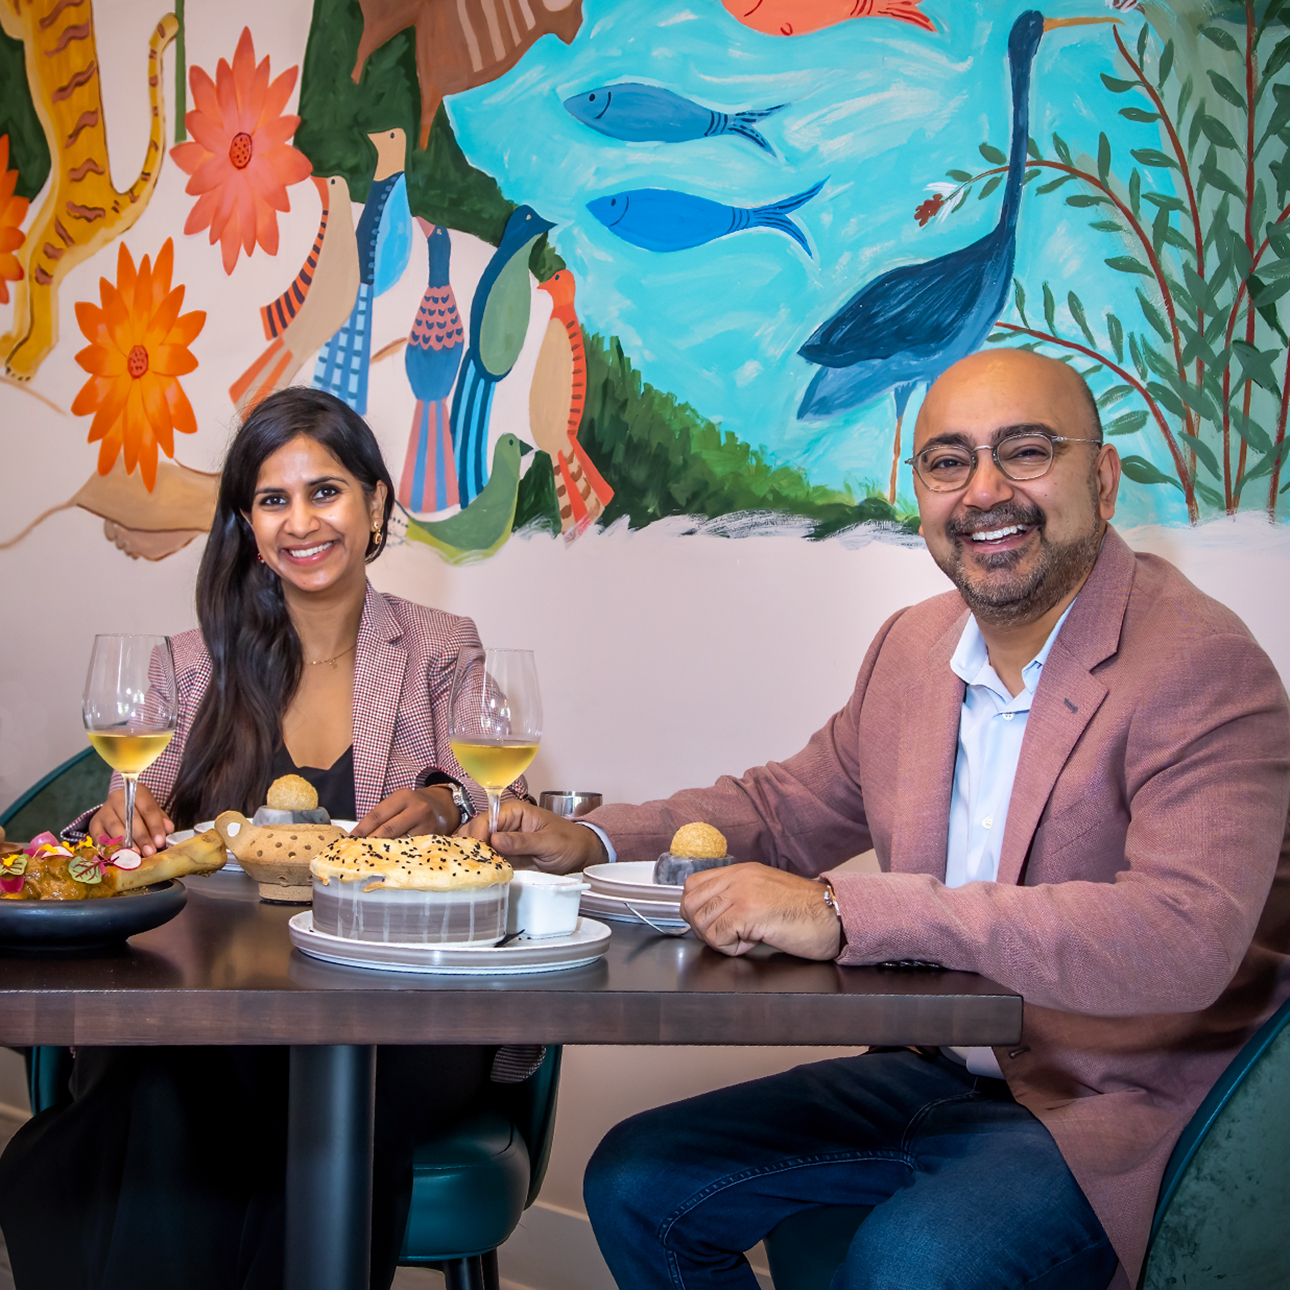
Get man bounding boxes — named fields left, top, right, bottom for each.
left=467, top=350, right=1290, bottom=1289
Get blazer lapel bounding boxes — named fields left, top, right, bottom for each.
left=995, top=528, right=1136, bottom=886
left=889, top=612, right=966, bottom=881
left=351, top=585, right=406, bottom=818
left=996, top=661, right=1106, bottom=886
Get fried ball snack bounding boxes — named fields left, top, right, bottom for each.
left=265, top=775, right=319, bottom=811
left=669, top=823, right=728, bottom=859
left=654, top=822, right=736, bottom=886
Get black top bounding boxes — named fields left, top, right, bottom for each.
left=269, top=744, right=357, bottom=820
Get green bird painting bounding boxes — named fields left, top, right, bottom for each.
left=402, top=433, right=532, bottom=565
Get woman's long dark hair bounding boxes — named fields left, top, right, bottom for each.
left=168, top=388, right=395, bottom=828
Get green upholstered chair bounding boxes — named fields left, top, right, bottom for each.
left=762, top=999, right=1290, bottom=1290
left=1139, top=995, right=1290, bottom=1289
left=0, top=747, right=108, bottom=843
left=397, top=1045, right=562, bottom=1289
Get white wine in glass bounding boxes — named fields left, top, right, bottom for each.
left=83, top=635, right=178, bottom=851
left=449, top=647, right=542, bottom=834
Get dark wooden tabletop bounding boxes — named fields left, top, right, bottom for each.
left=0, top=871, right=1022, bottom=1048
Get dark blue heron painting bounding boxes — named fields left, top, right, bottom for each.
left=797, top=10, right=1119, bottom=501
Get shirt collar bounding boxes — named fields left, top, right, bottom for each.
left=950, top=598, right=1077, bottom=698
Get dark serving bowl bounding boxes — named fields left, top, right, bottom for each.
left=0, top=881, right=188, bottom=952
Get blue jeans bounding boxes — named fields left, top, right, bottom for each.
left=584, top=1050, right=1117, bottom=1290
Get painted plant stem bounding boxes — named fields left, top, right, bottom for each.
left=1111, top=24, right=1205, bottom=478
left=174, top=0, right=186, bottom=143
left=1270, top=340, right=1290, bottom=509
left=1112, top=27, right=1204, bottom=285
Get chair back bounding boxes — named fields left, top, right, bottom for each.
left=1141, top=994, right=1290, bottom=1289
left=498, top=1045, right=563, bottom=1208
left=0, top=748, right=108, bottom=842
left=27, top=1045, right=74, bottom=1115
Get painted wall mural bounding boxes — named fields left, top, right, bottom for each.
left=2, top=0, right=1290, bottom=567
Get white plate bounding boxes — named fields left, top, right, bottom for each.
left=579, top=890, right=688, bottom=931
left=288, top=912, right=612, bottom=975
left=168, top=819, right=357, bottom=874
left=584, top=861, right=683, bottom=899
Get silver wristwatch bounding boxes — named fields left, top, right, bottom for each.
left=445, top=779, right=477, bottom=825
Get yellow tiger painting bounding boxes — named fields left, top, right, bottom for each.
left=0, top=0, right=177, bottom=380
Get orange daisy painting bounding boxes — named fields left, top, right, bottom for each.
left=0, top=135, right=29, bottom=306
left=170, top=28, right=313, bottom=275
left=71, top=240, right=207, bottom=492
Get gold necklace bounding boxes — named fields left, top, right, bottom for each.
left=306, top=644, right=356, bottom=669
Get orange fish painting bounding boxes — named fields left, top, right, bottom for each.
left=722, top=0, right=936, bottom=37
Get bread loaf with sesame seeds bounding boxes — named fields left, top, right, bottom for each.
left=310, top=834, right=513, bottom=892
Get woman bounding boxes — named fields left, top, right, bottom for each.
left=0, top=389, right=530, bottom=1290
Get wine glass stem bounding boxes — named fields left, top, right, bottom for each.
left=487, top=790, right=502, bottom=835
left=122, top=774, right=138, bottom=850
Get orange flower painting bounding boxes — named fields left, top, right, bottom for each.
left=170, top=28, right=313, bottom=275
left=71, top=240, right=206, bottom=492
left=0, top=135, right=29, bottom=306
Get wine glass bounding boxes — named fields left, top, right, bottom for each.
left=83, top=635, right=178, bottom=852
left=449, top=647, right=542, bottom=834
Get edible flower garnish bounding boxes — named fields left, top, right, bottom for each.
left=18, top=833, right=138, bottom=885
left=0, top=852, right=26, bottom=895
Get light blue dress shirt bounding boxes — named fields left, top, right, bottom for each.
left=945, top=601, right=1075, bottom=1075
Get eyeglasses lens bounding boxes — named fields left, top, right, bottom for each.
left=916, top=436, right=1055, bottom=491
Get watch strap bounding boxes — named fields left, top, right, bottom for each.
left=416, top=770, right=477, bottom=823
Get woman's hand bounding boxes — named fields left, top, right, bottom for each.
left=353, top=787, right=459, bottom=839
left=87, top=784, right=174, bottom=856
left=456, top=801, right=606, bottom=874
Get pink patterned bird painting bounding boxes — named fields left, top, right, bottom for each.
left=399, top=219, right=464, bottom=514
left=529, top=269, right=614, bottom=539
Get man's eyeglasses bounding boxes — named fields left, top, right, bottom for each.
left=904, top=432, right=1102, bottom=493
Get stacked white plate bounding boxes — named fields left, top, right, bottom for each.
left=580, top=861, right=688, bottom=931
left=289, top=912, right=611, bottom=975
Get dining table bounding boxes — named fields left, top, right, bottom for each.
left=0, top=869, right=1023, bottom=1290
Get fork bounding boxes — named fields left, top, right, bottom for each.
left=624, top=902, right=690, bottom=937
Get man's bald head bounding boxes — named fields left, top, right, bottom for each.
left=916, top=349, right=1102, bottom=449
left=911, top=346, right=1120, bottom=629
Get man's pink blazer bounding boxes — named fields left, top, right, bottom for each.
left=592, top=528, right=1290, bottom=1286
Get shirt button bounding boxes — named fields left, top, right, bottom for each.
left=1002, top=711, right=1015, bottom=721
left=982, top=816, right=993, bottom=829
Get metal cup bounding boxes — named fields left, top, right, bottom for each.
left=539, top=791, right=603, bottom=819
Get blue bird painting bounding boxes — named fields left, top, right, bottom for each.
left=563, top=83, right=787, bottom=154
left=588, top=180, right=825, bottom=256
left=311, top=128, right=413, bottom=415
left=797, top=11, right=1118, bottom=501
left=450, top=205, right=556, bottom=505
left=399, top=220, right=465, bottom=516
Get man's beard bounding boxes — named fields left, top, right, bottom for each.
left=932, top=499, right=1103, bottom=627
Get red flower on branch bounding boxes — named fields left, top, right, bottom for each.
left=170, top=28, right=312, bottom=275
left=914, top=194, right=945, bottom=226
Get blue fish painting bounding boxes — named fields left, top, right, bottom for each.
left=563, top=83, right=787, bottom=154
left=587, top=180, right=825, bottom=256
